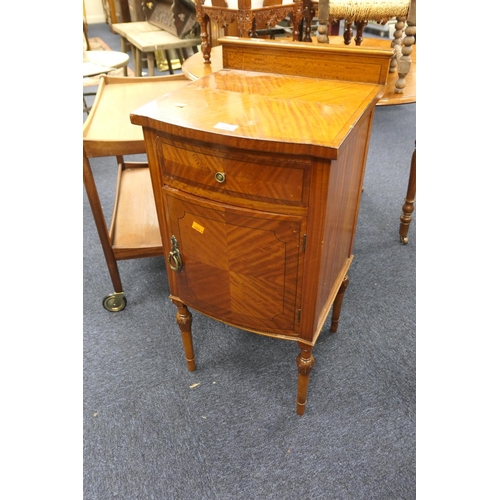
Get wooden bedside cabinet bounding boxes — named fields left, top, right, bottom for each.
left=131, top=37, right=394, bottom=414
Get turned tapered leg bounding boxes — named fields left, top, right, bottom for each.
left=354, top=20, right=367, bottom=45
left=198, top=14, right=212, bottom=64
left=343, top=21, right=353, bottom=44
left=171, top=297, right=196, bottom=371
left=296, top=342, right=315, bottom=415
left=399, top=145, right=416, bottom=245
left=330, top=275, right=350, bottom=333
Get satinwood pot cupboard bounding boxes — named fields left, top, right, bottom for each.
left=131, top=37, right=394, bottom=414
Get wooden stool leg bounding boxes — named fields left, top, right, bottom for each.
left=171, top=297, right=196, bottom=372
left=395, top=17, right=416, bottom=93
left=343, top=21, right=353, bottom=44
left=399, top=145, right=416, bottom=245
left=390, top=17, right=405, bottom=74
left=296, top=342, right=315, bottom=415
left=330, top=275, right=349, bottom=333
left=354, top=20, right=367, bottom=45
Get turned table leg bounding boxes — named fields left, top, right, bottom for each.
left=199, top=14, right=212, bottom=63
left=399, top=145, right=416, bottom=245
left=330, top=275, right=350, bottom=333
left=296, top=342, right=315, bottom=415
left=171, top=297, right=196, bottom=371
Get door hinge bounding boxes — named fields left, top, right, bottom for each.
left=302, top=234, right=307, bottom=252
left=297, top=308, right=301, bottom=323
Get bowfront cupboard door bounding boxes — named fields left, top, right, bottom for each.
left=163, top=187, right=305, bottom=337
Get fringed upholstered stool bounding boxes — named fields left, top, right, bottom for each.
left=316, top=0, right=416, bottom=93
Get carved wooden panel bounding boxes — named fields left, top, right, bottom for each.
left=147, top=0, right=199, bottom=38
left=164, top=187, right=305, bottom=335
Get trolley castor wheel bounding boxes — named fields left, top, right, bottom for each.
left=102, top=292, right=127, bottom=312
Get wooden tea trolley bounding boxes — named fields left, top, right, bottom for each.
left=83, top=74, right=190, bottom=311
left=131, top=37, right=394, bottom=413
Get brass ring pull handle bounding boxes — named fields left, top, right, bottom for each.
left=168, top=235, right=183, bottom=272
left=215, top=171, right=226, bottom=183
left=168, top=252, right=183, bottom=272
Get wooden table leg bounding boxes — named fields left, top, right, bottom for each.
left=330, top=274, right=349, bottom=333
left=200, top=15, right=212, bottom=63
left=119, top=35, right=127, bottom=53
left=399, top=144, right=416, bottom=245
left=171, top=296, right=196, bottom=372
left=166, top=51, right=174, bottom=74
left=175, top=49, right=183, bottom=64
left=147, top=52, right=156, bottom=76
left=133, top=46, right=142, bottom=77
left=296, top=342, right=315, bottom=415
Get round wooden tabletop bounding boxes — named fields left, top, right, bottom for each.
left=182, top=36, right=416, bottom=106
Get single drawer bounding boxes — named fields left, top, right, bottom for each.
left=156, top=137, right=310, bottom=210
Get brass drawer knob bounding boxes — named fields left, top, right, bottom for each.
left=215, top=171, right=226, bottom=183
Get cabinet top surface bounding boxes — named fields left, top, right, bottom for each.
left=130, top=69, right=384, bottom=157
